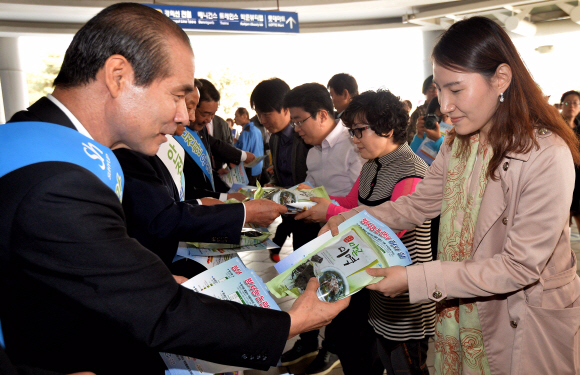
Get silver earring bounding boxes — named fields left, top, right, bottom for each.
left=499, top=92, right=504, bottom=103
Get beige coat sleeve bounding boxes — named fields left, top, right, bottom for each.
left=338, top=141, right=449, bottom=229
left=340, top=139, right=575, bottom=305
left=407, top=142, right=574, bottom=304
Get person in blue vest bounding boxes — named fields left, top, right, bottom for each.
left=0, top=3, right=349, bottom=374
left=234, top=107, right=264, bottom=185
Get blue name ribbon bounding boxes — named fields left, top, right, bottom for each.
left=0, top=122, right=124, bottom=202
left=174, top=127, right=215, bottom=191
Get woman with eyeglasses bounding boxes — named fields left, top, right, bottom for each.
left=296, top=89, right=436, bottom=374
left=322, top=17, right=580, bottom=374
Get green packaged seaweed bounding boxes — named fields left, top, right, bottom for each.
left=267, top=225, right=388, bottom=302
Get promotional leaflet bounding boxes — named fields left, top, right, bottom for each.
left=161, top=258, right=279, bottom=375
left=182, top=253, right=240, bottom=269
left=220, top=163, right=249, bottom=187
left=243, top=154, right=268, bottom=169
left=254, top=185, right=331, bottom=214
left=268, top=210, right=412, bottom=302
left=176, top=239, right=279, bottom=258
left=191, top=227, right=270, bottom=249
left=181, top=257, right=247, bottom=293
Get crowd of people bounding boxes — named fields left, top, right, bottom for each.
left=1, top=3, right=580, bottom=375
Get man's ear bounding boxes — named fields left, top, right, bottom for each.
left=318, top=109, right=330, bottom=124
left=103, top=54, right=132, bottom=99
left=494, top=63, right=512, bottom=95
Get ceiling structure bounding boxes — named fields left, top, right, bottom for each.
left=0, top=0, right=580, bottom=37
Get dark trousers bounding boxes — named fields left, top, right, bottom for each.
left=271, top=216, right=320, bottom=255
left=377, top=335, right=430, bottom=375
left=299, top=289, right=383, bottom=375
left=246, top=170, right=258, bottom=186
left=324, top=289, right=384, bottom=375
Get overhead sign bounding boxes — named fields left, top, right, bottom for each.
left=147, top=4, right=299, bottom=34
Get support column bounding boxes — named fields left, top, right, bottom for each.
left=422, top=30, right=443, bottom=79
left=0, top=37, right=28, bottom=121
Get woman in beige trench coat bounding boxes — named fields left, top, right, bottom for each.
left=323, top=17, right=580, bottom=375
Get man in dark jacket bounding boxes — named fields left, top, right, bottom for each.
left=0, top=4, right=349, bottom=374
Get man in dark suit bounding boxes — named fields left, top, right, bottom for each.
left=212, top=114, right=233, bottom=144
left=183, top=79, right=254, bottom=200
left=183, top=79, right=255, bottom=197
left=0, top=4, right=349, bottom=375
left=192, top=79, right=245, bottom=169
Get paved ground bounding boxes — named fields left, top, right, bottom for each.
left=240, top=217, right=580, bottom=375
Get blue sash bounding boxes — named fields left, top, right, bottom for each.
left=0, top=122, right=124, bottom=202
left=174, top=127, right=215, bottom=191
left=0, top=122, right=125, bottom=349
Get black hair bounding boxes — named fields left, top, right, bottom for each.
left=421, top=75, right=434, bottom=95
left=197, top=78, right=220, bottom=104
left=433, top=16, right=580, bottom=176
left=284, top=83, right=334, bottom=119
left=342, top=89, right=409, bottom=146
left=250, top=78, right=291, bottom=113
left=236, top=107, right=249, bottom=118
left=561, top=90, right=580, bottom=104
left=54, top=2, right=190, bottom=88
left=426, top=96, right=440, bottom=114
left=327, top=73, right=359, bottom=97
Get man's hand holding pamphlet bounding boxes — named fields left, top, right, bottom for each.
left=247, top=182, right=331, bottom=214
left=162, top=257, right=350, bottom=375
left=161, top=258, right=278, bottom=375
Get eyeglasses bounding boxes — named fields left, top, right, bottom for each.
left=563, top=101, right=580, bottom=106
left=290, top=115, right=312, bottom=128
left=348, top=125, right=371, bottom=139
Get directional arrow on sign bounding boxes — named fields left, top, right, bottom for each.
left=286, top=17, right=296, bottom=29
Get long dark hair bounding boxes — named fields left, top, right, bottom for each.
left=433, top=16, right=580, bottom=178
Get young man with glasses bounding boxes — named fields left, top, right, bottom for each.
left=281, top=83, right=365, bottom=375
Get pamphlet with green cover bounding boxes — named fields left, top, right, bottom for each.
left=267, top=210, right=412, bottom=302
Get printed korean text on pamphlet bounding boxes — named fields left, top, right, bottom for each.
left=267, top=210, right=412, bottom=302
left=220, top=163, right=249, bottom=187
left=161, top=258, right=279, bottom=375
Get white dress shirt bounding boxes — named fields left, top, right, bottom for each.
left=305, top=120, right=363, bottom=196
left=47, top=94, right=93, bottom=140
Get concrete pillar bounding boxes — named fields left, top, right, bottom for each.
left=422, top=30, right=443, bottom=79
left=0, top=37, right=28, bottom=121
